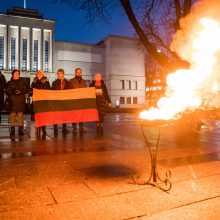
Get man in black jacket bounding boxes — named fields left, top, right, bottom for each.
left=0, top=71, right=6, bottom=124
left=69, top=68, right=87, bottom=133
left=52, top=69, right=70, bottom=135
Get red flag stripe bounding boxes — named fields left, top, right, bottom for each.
left=34, top=109, right=99, bottom=127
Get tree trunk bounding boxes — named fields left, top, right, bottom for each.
left=120, top=0, right=189, bottom=71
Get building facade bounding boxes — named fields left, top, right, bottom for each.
left=0, top=7, right=146, bottom=108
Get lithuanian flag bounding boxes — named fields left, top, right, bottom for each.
left=33, top=87, right=99, bottom=127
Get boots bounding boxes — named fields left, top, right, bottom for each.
left=96, top=122, right=103, bottom=135
left=19, top=126, right=25, bottom=136
left=42, top=126, right=47, bottom=139
left=72, top=123, right=77, bottom=133
left=96, top=122, right=100, bottom=134
left=42, top=126, right=46, bottom=135
left=54, top=125, right=58, bottom=135
left=79, top=123, right=86, bottom=134
left=99, top=123, right=103, bottom=135
left=36, top=127, right=41, bottom=136
left=62, top=124, right=69, bottom=134
left=10, top=126, right=15, bottom=138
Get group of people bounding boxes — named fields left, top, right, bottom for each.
left=0, top=68, right=111, bottom=139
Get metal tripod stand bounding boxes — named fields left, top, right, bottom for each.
left=132, top=121, right=172, bottom=192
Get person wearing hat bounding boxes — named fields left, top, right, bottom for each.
left=6, top=69, right=28, bottom=138
left=0, top=71, right=6, bottom=124
left=69, top=68, right=87, bottom=134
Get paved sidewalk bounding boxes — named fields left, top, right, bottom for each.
left=0, top=113, right=219, bottom=219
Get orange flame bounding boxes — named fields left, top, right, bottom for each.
left=141, top=18, right=220, bottom=120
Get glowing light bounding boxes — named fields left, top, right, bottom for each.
left=141, top=18, right=220, bottom=120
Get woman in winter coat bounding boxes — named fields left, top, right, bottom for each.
left=31, top=70, right=50, bottom=137
left=90, top=72, right=111, bottom=135
left=0, top=71, right=6, bottom=124
left=6, top=70, right=28, bottom=137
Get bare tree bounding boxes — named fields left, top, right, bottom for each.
left=53, top=0, right=193, bottom=71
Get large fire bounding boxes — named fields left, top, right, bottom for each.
left=141, top=17, right=220, bottom=121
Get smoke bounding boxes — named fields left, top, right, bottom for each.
left=140, top=0, right=220, bottom=120
left=170, top=0, right=220, bottom=108
left=171, top=0, right=220, bottom=61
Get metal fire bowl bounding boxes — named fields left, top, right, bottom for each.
left=140, top=108, right=220, bottom=127
left=140, top=119, right=175, bottom=128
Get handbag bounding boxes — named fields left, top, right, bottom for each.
left=4, top=96, right=11, bottom=112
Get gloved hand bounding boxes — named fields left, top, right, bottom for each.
left=13, top=88, right=21, bottom=95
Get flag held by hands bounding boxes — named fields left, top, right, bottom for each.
left=33, top=87, right=98, bottom=127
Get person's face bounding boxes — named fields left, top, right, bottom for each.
left=94, top=73, right=102, bottom=81
left=37, top=71, right=43, bottom=80
left=13, top=71, right=20, bottom=80
left=75, top=69, right=82, bottom=77
left=57, top=71, right=64, bottom=80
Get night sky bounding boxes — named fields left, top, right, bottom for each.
left=0, top=0, right=134, bottom=44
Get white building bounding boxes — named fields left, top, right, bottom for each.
left=0, top=7, right=146, bottom=108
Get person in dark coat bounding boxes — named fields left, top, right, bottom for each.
left=69, top=68, right=87, bottom=133
left=6, top=70, right=28, bottom=137
left=0, top=71, right=6, bottom=124
left=52, top=69, right=70, bottom=135
left=31, top=70, right=50, bottom=138
left=90, top=72, right=111, bottom=135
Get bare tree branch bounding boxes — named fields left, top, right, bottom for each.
left=53, top=0, right=193, bottom=71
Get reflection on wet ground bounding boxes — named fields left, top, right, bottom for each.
left=0, top=113, right=220, bottom=168
left=0, top=113, right=220, bottom=219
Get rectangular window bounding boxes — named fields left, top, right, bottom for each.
left=22, top=39, right=27, bottom=71
left=86, top=80, right=91, bottom=87
left=133, top=97, right=138, bottom=104
left=132, top=81, right=138, bottom=90
left=126, top=80, right=131, bottom=90
left=127, top=97, right=131, bottom=104
left=120, top=97, right=125, bottom=104
left=11, top=37, right=16, bottom=70
left=34, top=40, right=38, bottom=71
left=0, top=36, right=4, bottom=70
left=120, top=80, right=125, bottom=90
left=44, top=40, right=49, bottom=72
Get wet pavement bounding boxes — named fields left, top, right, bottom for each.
left=0, top=113, right=219, bottom=219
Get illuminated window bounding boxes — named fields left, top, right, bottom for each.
left=86, top=80, right=91, bottom=86
left=0, top=36, right=4, bottom=70
left=11, top=37, right=16, bottom=70
left=44, top=40, right=49, bottom=72
left=127, top=97, right=131, bottom=104
left=33, top=40, right=38, bottom=71
left=22, top=39, right=27, bottom=71
left=133, top=97, right=138, bottom=104
left=120, top=97, right=125, bottom=104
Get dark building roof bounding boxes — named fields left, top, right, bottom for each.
left=7, top=7, right=43, bottom=19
